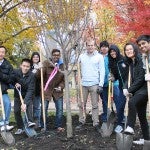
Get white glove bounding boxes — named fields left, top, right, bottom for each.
left=123, top=89, right=129, bottom=97
left=145, top=73, right=150, bottom=81
left=108, top=73, right=115, bottom=81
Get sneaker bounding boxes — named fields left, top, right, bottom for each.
left=95, top=124, right=101, bottom=134
left=124, top=126, right=134, bottom=134
left=28, top=122, right=36, bottom=127
left=1, top=125, right=14, bottom=131
left=75, top=122, right=84, bottom=130
left=114, top=125, right=123, bottom=133
left=133, top=139, right=144, bottom=145
left=15, top=129, right=24, bottom=135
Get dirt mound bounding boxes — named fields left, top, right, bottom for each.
left=0, top=114, right=143, bottom=150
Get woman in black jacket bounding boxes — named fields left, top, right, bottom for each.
left=123, top=42, right=149, bottom=145
left=31, top=52, right=41, bottom=128
left=108, top=45, right=128, bottom=133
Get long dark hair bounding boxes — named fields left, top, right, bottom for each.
left=124, top=42, right=141, bottom=64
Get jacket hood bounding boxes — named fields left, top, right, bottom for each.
left=108, top=44, right=121, bottom=60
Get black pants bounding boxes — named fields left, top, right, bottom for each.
left=14, top=98, right=33, bottom=129
left=127, top=94, right=149, bottom=140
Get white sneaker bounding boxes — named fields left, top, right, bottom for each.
left=1, top=125, right=14, bottom=131
left=15, top=129, right=24, bottom=135
left=114, top=125, right=123, bottom=133
left=124, top=126, right=134, bottom=134
left=28, top=122, right=36, bottom=127
left=133, top=139, right=144, bottom=145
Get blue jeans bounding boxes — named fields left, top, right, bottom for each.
left=116, top=88, right=126, bottom=125
left=54, top=97, right=63, bottom=128
left=101, top=85, right=125, bottom=124
left=0, top=94, right=11, bottom=125
left=41, top=97, right=63, bottom=128
left=33, top=96, right=41, bottom=127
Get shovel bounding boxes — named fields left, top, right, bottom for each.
left=116, top=68, right=133, bottom=150
left=0, top=83, right=15, bottom=145
left=143, top=55, right=150, bottom=150
left=16, top=86, right=37, bottom=137
left=100, top=81, right=116, bottom=137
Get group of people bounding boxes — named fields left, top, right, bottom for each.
left=76, top=35, right=150, bottom=145
left=0, top=34, right=150, bottom=145
left=0, top=47, right=65, bottom=134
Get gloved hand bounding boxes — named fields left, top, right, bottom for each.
left=123, top=89, right=129, bottom=97
left=54, top=86, right=61, bottom=92
left=145, top=73, right=150, bottom=81
left=108, top=73, right=115, bottom=81
left=123, top=89, right=132, bottom=97
left=97, top=86, right=103, bottom=94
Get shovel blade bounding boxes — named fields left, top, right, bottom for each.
left=107, top=111, right=116, bottom=124
left=24, top=126, right=37, bottom=137
left=116, top=132, right=133, bottom=150
left=100, top=122, right=114, bottom=137
left=143, top=140, right=150, bottom=150
left=1, top=131, right=15, bottom=145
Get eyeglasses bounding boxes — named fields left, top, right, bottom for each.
left=52, top=54, right=60, bottom=57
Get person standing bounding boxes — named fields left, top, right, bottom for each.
left=123, top=43, right=149, bottom=145
left=31, top=52, right=41, bottom=128
left=76, top=38, right=105, bottom=133
left=108, top=44, right=128, bottom=133
left=38, top=49, right=65, bottom=132
left=133, top=35, right=150, bottom=144
left=0, top=46, right=14, bottom=131
left=13, top=58, right=36, bottom=134
left=136, top=35, right=150, bottom=81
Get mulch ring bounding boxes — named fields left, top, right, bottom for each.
left=0, top=114, right=145, bottom=150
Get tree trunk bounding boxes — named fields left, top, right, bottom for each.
left=64, top=69, right=73, bottom=138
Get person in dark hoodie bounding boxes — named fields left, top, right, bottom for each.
left=31, top=52, right=41, bottom=128
left=13, top=58, right=36, bottom=135
left=0, top=46, right=14, bottom=131
left=108, top=44, right=128, bottom=133
left=123, top=43, right=149, bottom=145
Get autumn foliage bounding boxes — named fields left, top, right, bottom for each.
left=115, top=0, right=150, bottom=37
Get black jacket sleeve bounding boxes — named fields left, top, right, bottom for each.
left=128, top=60, right=145, bottom=94
left=24, top=74, right=35, bottom=105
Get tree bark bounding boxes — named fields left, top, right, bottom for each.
left=64, top=69, right=73, bottom=138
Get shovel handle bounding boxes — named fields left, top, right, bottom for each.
left=15, top=86, right=24, bottom=105
left=107, top=80, right=111, bottom=109
left=145, top=56, right=150, bottom=114
left=0, top=83, right=6, bottom=120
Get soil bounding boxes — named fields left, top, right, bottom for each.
left=0, top=114, right=144, bottom=150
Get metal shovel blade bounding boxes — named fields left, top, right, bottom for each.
left=100, top=122, right=114, bottom=137
left=1, top=131, right=15, bottom=145
left=107, top=111, right=116, bottom=124
left=24, top=126, right=37, bottom=137
left=116, top=132, right=133, bottom=150
left=143, top=140, right=150, bottom=150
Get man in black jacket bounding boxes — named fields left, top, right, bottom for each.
left=13, top=58, right=35, bottom=134
left=0, top=46, right=14, bottom=131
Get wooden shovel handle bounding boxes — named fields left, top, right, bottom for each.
left=145, top=56, right=150, bottom=114
left=107, top=80, right=111, bottom=109
left=77, top=62, right=86, bottom=118
left=0, top=83, right=5, bottom=120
